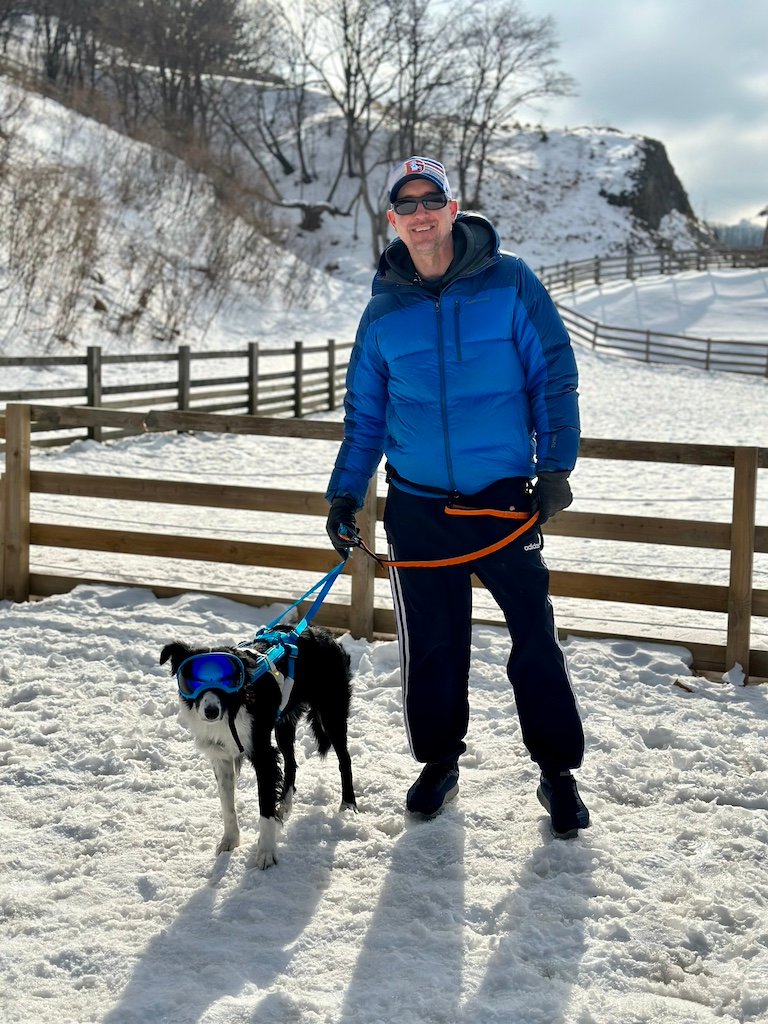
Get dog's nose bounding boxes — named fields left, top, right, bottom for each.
left=204, top=705, right=220, bottom=720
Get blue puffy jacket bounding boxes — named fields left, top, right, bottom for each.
left=326, top=213, right=579, bottom=507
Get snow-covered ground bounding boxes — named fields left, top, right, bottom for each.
left=560, top=268, right=768, bottom=342
left=2, top=585, right=768, bottom=1024
left=2, top=70, right=768, bottom=1024
left=2, top=270, right=768, bottom=1024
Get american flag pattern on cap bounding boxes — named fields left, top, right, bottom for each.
left=386, top=156, right=452, bottom=201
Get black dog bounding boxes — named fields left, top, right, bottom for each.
left=160, top=626, right=357, bottom=868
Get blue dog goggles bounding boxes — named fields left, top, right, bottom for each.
left=176, top=652, right=246, bottom=698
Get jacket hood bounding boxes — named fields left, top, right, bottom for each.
left=374, top=212, right=500, bottom=292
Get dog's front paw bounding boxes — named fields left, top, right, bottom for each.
left=339, top=799, right=358, bottom=814
left=216, top=831, right=240, bottom=854
left=254, top=846, right=278, bottom=870
left=254, top=816, right=280, bottom=870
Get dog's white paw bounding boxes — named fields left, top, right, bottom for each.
left=254, top=846, right=278, bottom=870
left=216, top=832, right=240, bottom=854
left=339, top=800, right=358, bottom=814
left=254, top=816, right=280, bottom=870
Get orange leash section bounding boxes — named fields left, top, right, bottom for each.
left=354, top=508, right=540, bottom=569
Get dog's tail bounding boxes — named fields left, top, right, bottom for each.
left=306, top=708, right=333, bottom=758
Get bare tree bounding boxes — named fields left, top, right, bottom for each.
left=386, top=0, right=454, bottom=157
left=283, top=0, right=421, bottom=259
left=96, top=0, right=251, bottom=138
left=447, top=0, right=574, bottom=208
left=0, top=0, right=23, bottom=51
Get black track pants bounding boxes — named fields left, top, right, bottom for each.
left=383, top=480, right=585, bottom=773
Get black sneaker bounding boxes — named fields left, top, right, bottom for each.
left=536, top=771, right=590, bottom=839
left=406, top=761, right=459, bottom=816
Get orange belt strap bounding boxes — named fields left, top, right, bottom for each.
left=355, top=508, right=540, bottom=569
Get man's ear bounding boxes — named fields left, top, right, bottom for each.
left=449, top=199, right=459, bottom=221
left=386, top=208, right=397, bottom=231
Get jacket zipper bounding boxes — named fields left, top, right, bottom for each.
left=436, top=297, right=457, bottom=493
left=454, top=299, right=462, bottom=361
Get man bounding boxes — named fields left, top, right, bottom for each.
left=325, top=156, right=589, bottom=838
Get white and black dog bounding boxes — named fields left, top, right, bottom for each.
left=160, top=626, right=357, bottom=869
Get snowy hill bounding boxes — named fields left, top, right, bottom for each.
left=0, top=75, right=710, bottom=355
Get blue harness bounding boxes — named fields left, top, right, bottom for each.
left=176, top=561, right=346, bottom=752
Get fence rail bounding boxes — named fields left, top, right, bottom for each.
left=1, top=249, right=767, bottom=439
left=538, top=246, right=768, bottom=293
left=0, top=339, right=352, bottom=445
left=2, top=405, right=766, bottom=681
left=558, top=306, right=768, bottom=376
left=540, top=246, right=768, bottom=376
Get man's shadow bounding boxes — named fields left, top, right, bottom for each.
left=460, top=818, right=596, bottom=1023
left=102, top=798, right=344, bottom=1024
left=338, top=804, right=594, bottom=1024
left=338, top=809, right=466, bottom=1023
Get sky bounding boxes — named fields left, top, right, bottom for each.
left=527, top=0, right=768, bottom=226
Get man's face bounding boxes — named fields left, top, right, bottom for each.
left=386, top=179, right=459, bottom=268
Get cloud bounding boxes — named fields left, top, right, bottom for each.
left=528, top=0, right=768, bottom=222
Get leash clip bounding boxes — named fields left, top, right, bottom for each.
left=338, top=524, right=363, bottom=548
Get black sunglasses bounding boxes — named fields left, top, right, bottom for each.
left=391, top=193, right=449, bottom=215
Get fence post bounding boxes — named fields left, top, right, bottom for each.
left=248, top=342, right=259, bottom=414
left=626, top=247, right=635, bottom=280
left=349, top=476, right=377, bottom=640
left=593, top=256, right=601, bottom=286
left=86, top=345, right=102, bottom=441
left=293, top=341, right=304, bottom=418
left=3, top=404, right=31, bottom=602
left=0, top=472, right=5, bottom=599
left=178, top=345, right=191, bottom=410
left=726, top=446, right=758, bottom=679
left=328, top=338, right=337, bottom=411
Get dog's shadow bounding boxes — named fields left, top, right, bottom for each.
left=102, top=803, right=345, bottom=1024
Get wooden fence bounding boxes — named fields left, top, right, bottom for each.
left=2, top=249, right=767, bottom=447
left=1, top=405, right=766, bottom=680
left=542, top=247, right=768, bottom=376
left=0, top=339, right=352, bottom=446
left=558, top=306, right=768, bottom=376
left=538, top=246, right=767, bottom=294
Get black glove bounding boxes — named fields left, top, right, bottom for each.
left=326, top=496, right=359, bottom=558
left=535, top=471, right=573, bottom=525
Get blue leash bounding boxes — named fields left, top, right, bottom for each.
left=232, top=561, right=347, bottom=731
left=250, top=559, right=347, bottom=642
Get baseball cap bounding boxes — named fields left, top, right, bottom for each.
left=386, top=156, right=452, bottom=201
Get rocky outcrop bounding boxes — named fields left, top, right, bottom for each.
left=603, top=137, right=695, bottom=230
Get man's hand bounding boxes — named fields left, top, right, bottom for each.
left=326, top=496, right=359, bottom=558
left=535, top=472, right=573, bottom=525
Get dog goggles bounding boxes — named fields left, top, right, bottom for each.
left=176, top=652, right=246, bottom=697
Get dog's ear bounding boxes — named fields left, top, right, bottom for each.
left=160, top=641, right=191, bottom=673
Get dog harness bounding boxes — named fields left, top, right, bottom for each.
left=175, top=562, right=347, bottom=753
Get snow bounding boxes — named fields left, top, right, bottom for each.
left=2, top=275, right=768, bottom=1024
left=2, top=586, right=768, bottom=1024
left=2, top=74, right=768, bottom=1024
left=0, top=78, right=707, bottom=356
left=560, top=268, right=768, bottom=342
